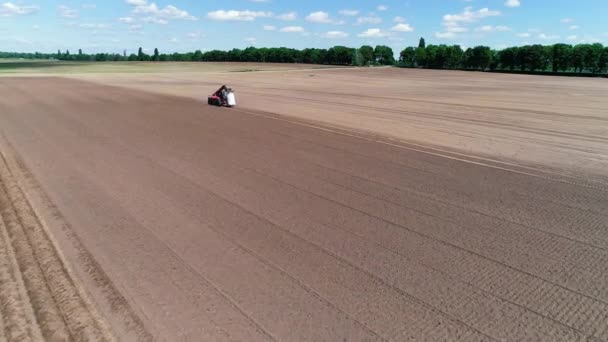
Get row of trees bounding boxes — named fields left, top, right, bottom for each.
left=0, top=45, right=395, bottom=66
left=2, top=39, right=607, bottom=74
left=399, top=38, right=608, bottom=74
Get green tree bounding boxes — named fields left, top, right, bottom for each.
left=359, top=45, right=374, bottom=65
left=542, top=45, right=553, bottom=71
left=424, top=45, right=441, bottom=68
left=445, top=45, right=464, bottom=69
left=242, top=47, right=261, bottom=62
left=498, top=47, right=518, bottom=70
left=327, top=46, right=354, bottom=65
left=418, top=37, right=426, bottom=49
left=599, top=47, right=608, bottom=73
left=374, top=45, right=395, bottom=65
left=465, top=46, right=492, bottom=70
left=551, top=44, right=572, bottom=72
left=518, top=45, right=546, bottom=71
left=353, top=49, right=364, bottom=66
left=137, top=47, right=143, bottom=61
left=192, top=50, right=203, bottom=61
left=585, top=43, right=604, bottom=73
left=414, top=47, right=426, bottom=67
left=571, top=44, right=589, bottom=72
left=153, top=48, right=159, bottom=61
left=399, top=47, right=416, bottom=67
left=489, top=50, right=499, bottom=71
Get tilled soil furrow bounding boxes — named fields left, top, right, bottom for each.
left=29, top=81, right=608, bottom=339
left=116, top=119, right=608, bottom=340
left=119, top=112, right=608, bottom=307
left=0, top=150, right=112, bottom=342
left=0, top=178, right=70, bottom=341
left=2, top=75, right=608, bottom=341
left=0, top=218, right=41, bottom=342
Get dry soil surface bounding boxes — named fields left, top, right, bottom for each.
left=70, top=67, right=608, bottom=180
left=0, top=76, right=608, bottom=341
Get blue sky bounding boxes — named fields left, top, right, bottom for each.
left=1, top=0, right=607, bottom=54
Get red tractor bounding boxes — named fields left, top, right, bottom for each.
left=208, top=85, right=236, bottom=107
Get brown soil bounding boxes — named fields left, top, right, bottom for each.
left=0, top=75, right=607, bottom=341
left=70, top=67, right=608, bottom=180
left=0, top=125, right=113, bottom=341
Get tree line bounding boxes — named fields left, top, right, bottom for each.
left=399, top=38, right=608, bottom=74
left=2, top=38, right=607, bottom=74
left=0, top=45, right=395, bottom=66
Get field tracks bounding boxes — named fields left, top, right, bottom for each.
left=234, top=107, right=608, bottom=191
left=0, top=135, right=116, bottom=342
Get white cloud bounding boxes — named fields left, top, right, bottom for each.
left=279, top=26, right=304, bottom=33
left=263, top=25, right=276, bottom=31
left=339, top=9, right=359, bottom=16
left=475, top=25, right=510, bottom=32
left=249, top=0, right=269, bottom=2
left=516, top=32, right=530, bottom=37
left=169, top=37, right=178, bottom=43
left=567, top=35, right=577, bottom=41
left=306, top=11, right=330, bottom=23
left=321, top=31, right=348, bottom=38
left=125, top=0, right=195, bottom=24
left=377, top=5, right=388, bottom=11
left=504, top=0, right=520, bottom=8
left=1, top=2, right=39, bottom=16
left=276, top=11, right=296, bottom=20
left=435, top=31, right=456, bottom=39
left=569, top=25, right=579, bottom=30
left=79, top=23, right=109, bottom=29
left=207, top=10, right=271, bottom=21
left=538, top=33, right=559, bottom=40
left=142, top=16, right=168, bottom=24
left=437, top=7, right=501, bottom=38
left=443, top=7, right=500, bottom=25
left=245, top=37, right=257, bottom=44
left=391, top=23, right=414, bottom=32
left=119, top=16, right=135, bottom=23
left=447, top=26, right=468, bottom=33
left=126, top=0, right=146, bottom=5
left=58, top=5, right=79, bottom=18
left=393, top=16, right=405, bottom=23
left=356, top=16, right=382, bottom=25
left=32, top=24, right=39, bottom=30
left=82, top=4, right=96, bottom=9
left=358, top=28, right=390, bottom=38
left=560, top=18, right=573, bottom=23
left=305, top=11, right=343, bottom=24
left=134, top=3, right=196, bottom=20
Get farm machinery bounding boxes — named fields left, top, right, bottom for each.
left=208, top=85, right=236, bottom=107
